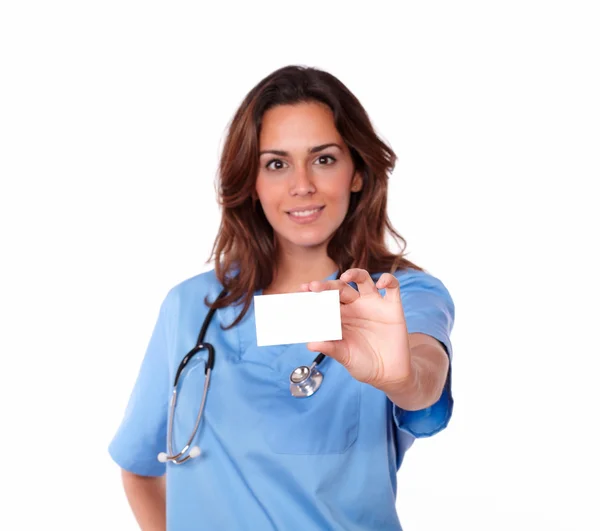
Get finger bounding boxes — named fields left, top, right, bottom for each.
left=307, top=340, right=350, bottom=368
left=339, top=268, right=380, bottom=298
left=306, top=279, right=359, bottom=305
left=375, top=273, right=401, bottom=302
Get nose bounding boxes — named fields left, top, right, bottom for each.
left=289, top=165, right=316, bottom=196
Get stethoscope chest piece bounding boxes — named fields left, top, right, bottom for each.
left=289, top=364, right=323, bottom=398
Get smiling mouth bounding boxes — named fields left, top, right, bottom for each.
left=285, top=206, right=325, bottom=225
left=287, top=206, right=325, bottom=218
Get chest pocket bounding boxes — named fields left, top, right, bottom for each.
left=243, top=344, right=362, bottom=455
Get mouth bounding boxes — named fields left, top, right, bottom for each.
left=286, top=206, right=325, bottom=224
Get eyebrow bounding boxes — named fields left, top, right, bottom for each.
left=259, top=143, right=343, bottom=157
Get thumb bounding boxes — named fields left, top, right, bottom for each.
left=307, top=340, right=348, bottom=367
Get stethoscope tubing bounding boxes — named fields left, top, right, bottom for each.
left=158, top=293, right=225, bottom=465
left=165, top=368, right=212, bottom=464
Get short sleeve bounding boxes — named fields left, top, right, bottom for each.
left=391, top=269, right=456, bottom=438
left=108, top=291, right=173, bottom=476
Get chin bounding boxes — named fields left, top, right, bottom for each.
left=283, top=231, right=334, bottom=250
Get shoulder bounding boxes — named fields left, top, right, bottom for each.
left=161, top=268, right=224, bottom=313
left=396, top=268, right=452, bottom=299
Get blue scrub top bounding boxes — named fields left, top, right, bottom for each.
left=109, top=268, right=455, bottom=531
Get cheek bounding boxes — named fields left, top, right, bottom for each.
left=324, top=186, right=353, bottom=222
left=255, top=179, right=272, bottom=206
left=322, top=180, right=352, bottom=209
left=255, top=180, right=284, bottom=217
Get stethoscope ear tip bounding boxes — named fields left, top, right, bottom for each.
left=157, top=452, right=168, bottom=463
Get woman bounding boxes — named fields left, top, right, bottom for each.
left=109, top=65, right=455, bottom=531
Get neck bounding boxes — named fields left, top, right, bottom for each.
left=264, top=244, right=338, bottom=295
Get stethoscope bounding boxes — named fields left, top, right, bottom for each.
left=157, top=279, right=334, bottom=465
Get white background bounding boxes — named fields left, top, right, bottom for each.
left=1, top=1, right=599, bottom=530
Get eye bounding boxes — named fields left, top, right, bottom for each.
left=265, top=159, right=287, bottom=171
left=315, top=155, right=336, bottom=165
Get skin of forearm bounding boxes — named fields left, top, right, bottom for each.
left=122, top=470, right=166, bottom=531
left=380, top=342, right=449, bottom=411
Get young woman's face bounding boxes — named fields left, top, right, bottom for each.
left=255, top=101, right=362, bottom=253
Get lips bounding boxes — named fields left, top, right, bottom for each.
left=286, top=206, right=325, bottom=224
left=285, top=205, right=325, bottom=214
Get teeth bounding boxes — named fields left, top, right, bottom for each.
left=289, top=208, right=320, bottom=217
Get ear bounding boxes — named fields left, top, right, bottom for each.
left=350, top=170, right=364, bottom=193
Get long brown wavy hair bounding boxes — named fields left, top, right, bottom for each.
left=206, top=65, right=423, bottom=329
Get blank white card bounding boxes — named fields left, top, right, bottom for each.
left=253, top=289, right=342, bottom=347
